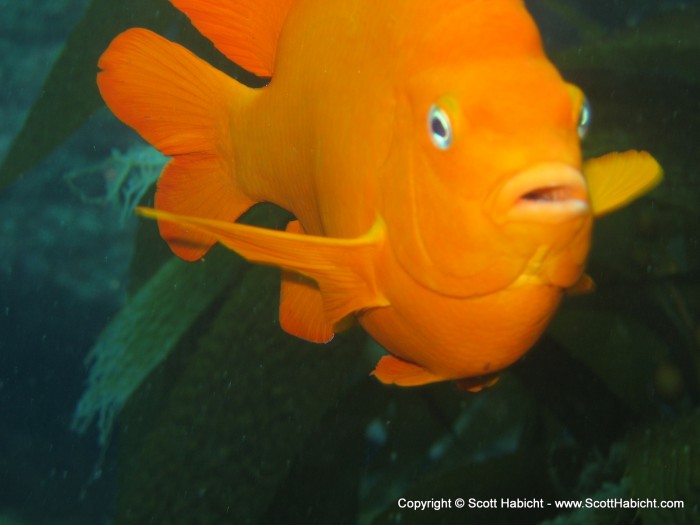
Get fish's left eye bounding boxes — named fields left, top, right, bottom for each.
left=427, top=104, right=452, bottom=150
left=578, top=97, right=592, bottom=139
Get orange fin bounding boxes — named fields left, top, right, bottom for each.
left=169, top=0, right=296, bottom=77
left=566, top=273, right=595, bottom=296
left=98, top=28, right=256, bottom=261
left=279, top=221, right=335, bottom=343
left=136, top=207, right=389, bottom=325
left=584, top=150, right=663, bottom=217
left=371, top=355, right=445, bottom=387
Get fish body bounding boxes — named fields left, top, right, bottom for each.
left=99, top=0, right=662, bottom=388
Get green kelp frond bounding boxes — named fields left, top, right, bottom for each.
left=66, top=146, right=166, bottom=225
left=626, top=410, right=700, bottom=525
left=114, top=265, right=370, bottom=524
left=72, top=249, right=242, bottom=448
left=555, top=6, right=700, bottom=85
left=536, top=0, right=605, bottom=42
left=0, top=0, right=179, bottom=191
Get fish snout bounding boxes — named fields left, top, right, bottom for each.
left=488, top=163, right=590, bottom=224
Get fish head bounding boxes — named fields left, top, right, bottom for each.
left=380, top=1, right=593, bottom=298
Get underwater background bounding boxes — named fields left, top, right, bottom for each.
left=0, top=0, right=698, bottom=524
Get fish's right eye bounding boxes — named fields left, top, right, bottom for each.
left=427, top=104, right=453, bottom=150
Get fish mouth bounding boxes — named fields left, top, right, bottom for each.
left=490, top=163, right=590, bottom=224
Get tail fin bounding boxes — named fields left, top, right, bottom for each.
left=97, top=28, right=256, bottom=260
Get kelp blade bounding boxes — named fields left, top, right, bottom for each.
left=72, top=248, right=242, bottom=447
left=0, top=0, right=177, bottom=191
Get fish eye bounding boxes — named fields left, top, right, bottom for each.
left=578, top=97, right=592, bottom=139
left=427, top=104, right=452, bottom=150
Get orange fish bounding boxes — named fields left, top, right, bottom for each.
left=98, top=0, right=662, bottom=390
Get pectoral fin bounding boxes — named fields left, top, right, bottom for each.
left=136, top=207, right=388, bottom=325
left=566, top=273, right=595, bottom=296
left=584, top=150, right=663, bottom=217
left=371, top=355, right=446, bottom=386
left=373, top=355, right=501, bottom=391
left=280, top=269, right=334, bottom=343
left=279, top=221, right=335, bottom=343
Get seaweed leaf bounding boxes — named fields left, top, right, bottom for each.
left=0, top=0, right=178, bottom=191
left=71, top=247, right=243, bottom=447
left=114, top=265, right=370, bottom=524
left=555, top=7, right=700, bottom=85
left=527, top=0, right=605, bottom=45
left=626, top=410, right=700, bottom=524
left=547, top=307, right=668, bottom=415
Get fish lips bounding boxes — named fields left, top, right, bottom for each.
left=488, top=163, right=591, bottom=224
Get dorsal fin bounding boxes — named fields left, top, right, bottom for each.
left=169, top=0, right=296, bottom=77
left=97, top=28, right=257, bottom=261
